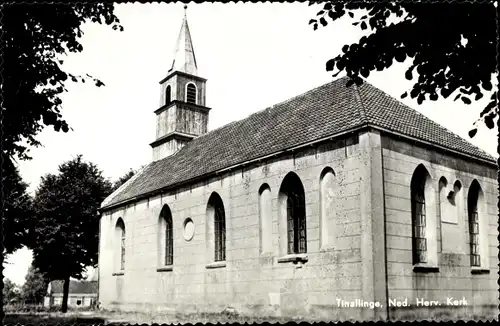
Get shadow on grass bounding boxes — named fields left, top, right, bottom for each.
left=4, top=314, right=105, bottom=326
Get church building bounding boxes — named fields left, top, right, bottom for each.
left=98, top=9, right=498, bottom=321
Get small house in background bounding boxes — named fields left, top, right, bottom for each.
left=44, top=280, right=98, bottom=308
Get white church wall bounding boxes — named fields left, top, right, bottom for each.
left=381, top=134, right=498, bottom=320
left=99, top=133, right=370, bottom=318
left=99, top=130, right=498, bottom=320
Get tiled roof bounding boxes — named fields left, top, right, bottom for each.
left=356, top=82, right=495, bottom=163
left=101, top=76, right=496, bottom=209
left=50, top=280, right=97, bottom=294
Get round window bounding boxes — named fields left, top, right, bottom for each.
left=183, top=218, right=195, bottom=241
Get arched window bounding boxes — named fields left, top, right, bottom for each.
left=115, top=218, right=126, bottom=271
left=186, top=83, right=197, bottom=104
left=439, top=177, right=463, bottom=224
left=279, top=172, right=307, bottom=254
left=438, top=177, right=448, bottom=200
left=410, top=164, right=437, bottom=266
left=207, top=192, right=226, bottom=262
left=468, top=180, right=486, bottom=268
left=165, top=85, right=171, bottom=105
left=438, top=176, right=450, bottom=223
left=319, top=167, right=336, bottom=249
left=259, top=184, right=272, bottom=254
left=450, top=180, right=462, bottom=207
left=160, top=205, right=173, bottom=266
left=438, top=177, right=465, bottom=253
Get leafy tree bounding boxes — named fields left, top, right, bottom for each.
left=2, top=153, right=34, bottom=254
left=2, top=2, right=123, bottom=262
left=31, top=155, right=113, bottom=312
left=21, top=264, right=50, bottom=305
left=3, top=278, right=21, bottom=305
left=2, top=4, right=123, bottom=161
left=309, top=2, right=497, bottom=138
left=112, top=169, right=137, bottom=192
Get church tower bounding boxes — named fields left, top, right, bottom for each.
left=150, top=6, right=210, bottom=161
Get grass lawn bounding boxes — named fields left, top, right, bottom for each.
left=3, top=310, right=299, bottom=325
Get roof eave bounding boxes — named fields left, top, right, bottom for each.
left=372, top=124, right=497, bottom=167
left=100, top=125, right=368, bottom=212
left=100, top=122, right=496, bottom=213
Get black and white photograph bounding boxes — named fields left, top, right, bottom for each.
left=2, top=1, right=499, bottom=323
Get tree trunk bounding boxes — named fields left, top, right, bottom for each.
left=61, top=276, right=70, bottom=313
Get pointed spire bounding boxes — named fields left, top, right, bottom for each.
left=169, top=5, right=198, bottom=75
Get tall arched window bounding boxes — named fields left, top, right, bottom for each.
left=279, top=172, right=307, bottom=254
left=186, top=83, right=197, bottom=104
left=410, top=164, right=437, bottom=266
left=207, top=192, right=226, bottom=262
left=165, top=85, right=171, bottom=105
left=259, top=184, right=272, bottom=254
left=468, top=180, right=486, bottom=268
left=319, top=167, right=335, bottom=249
left=411, top=167, right=427, bottom=264
left=160, top=205, right=173, bottom=266
left=115, top=218, right=126, bottom=271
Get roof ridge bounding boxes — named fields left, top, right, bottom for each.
left=267, top=76, right=349, bottom=109
left=352, top=81, right=369, bottom=124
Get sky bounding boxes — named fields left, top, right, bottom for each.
left=4, top=2, right=498, bottom=286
